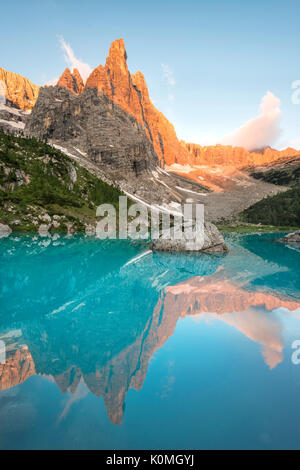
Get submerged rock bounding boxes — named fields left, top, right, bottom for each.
left=150, top=222, right=228, bottom=254
left=276, top=230, right=300, bottom=243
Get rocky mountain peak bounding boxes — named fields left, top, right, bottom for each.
left=68, top=39, right=192, bottom=166
left=57, top=67, right=84, bottom=95
left=106, top=38, right=128, bottom=69
left=0, top=67, right=39, bottom=111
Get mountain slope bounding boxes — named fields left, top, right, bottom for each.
left=241, top=158, right=300, bottom=226
left=0, top=131, right=123, bottom=232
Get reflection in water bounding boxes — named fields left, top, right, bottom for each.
left=0, top=233, right=300, bottom=426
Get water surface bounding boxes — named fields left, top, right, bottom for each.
left=0, top=232, right=300, bottom=449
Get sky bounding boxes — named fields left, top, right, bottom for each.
left=1, top=0, right=300, bottom=150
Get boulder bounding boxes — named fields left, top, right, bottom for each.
left=276, top=230, right=300, bottom=243
left=0, top=223, right=12, bottom=238
left=150, top=222, right=228, bottom=254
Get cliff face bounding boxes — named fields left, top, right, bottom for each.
left=55, top=39, right=191, bottom=166
left=180, top=141, right=299, bottom=168
left=0, top=67, right=39, bottom=111
left=25, top=85, right=158, bottom=178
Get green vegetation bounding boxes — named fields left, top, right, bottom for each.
left=0, top=131, right=124, bottom=231
left=218, top=224, right=299, bottom=233
left=241, top=162, right=300, bottom=227
left=241, top=187, right=300, bottom=227
left=251, top=164, right=300, bottom=187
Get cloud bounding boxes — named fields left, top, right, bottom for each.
left=161, top=63, right=175, bottom=86
left=59, top=36, right=92, bottom=81
left=161, top=63, right=175, bottom=102
left=45, top=77, right=59, bottom=86
left=222, top=91, right=282, bottom=151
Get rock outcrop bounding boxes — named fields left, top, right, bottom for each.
left=180, top=141, right=300, bottom=168
left=0, top=104, right=27, bottom=135
left=57, top=68, right=84, bottom=95
left=53, top=39, right=192, bottom=166
left=151, top=222, right=228, bottom=253
left=276, top=230, right=300, bottom=243
left=25, top=83, right=208, bottom=208
left=0, top=67, right=39, bottom=111
left=25, top=85, right=158, bottom=177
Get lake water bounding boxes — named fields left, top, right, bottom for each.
left=0, top=232, right=300, bottom=450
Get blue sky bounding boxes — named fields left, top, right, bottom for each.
left=1, top=0, right=300, bottom=149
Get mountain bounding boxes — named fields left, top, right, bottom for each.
left=241, top=156, right=300, bottom=226
left=180, top=141, right=299, bottom=168
left=1, top=41, right=299, bottom=171
left=2, top=39, right=299, bottom=225
left=0, top=67, right=39, bottom=111
left=57, top=67, right=84, bottom=95
left=54, top=39, right=191, bottom=166
left=24, top=75, right=218, bottom=209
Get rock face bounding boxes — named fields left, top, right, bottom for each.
left=57, top=68, right=84, bottom=95
left=54, top=39, right=191, bottom=167
left=151, top=222, right=228, bottom=253
left=0, top=67, right=39, bottom=111
left=25, top=85, right=158, bottom=177
left=277, top=230, right=300, bottom=243
left=180, top=141, right=300, bottom=168
left=0, top=104, right=27, bottom=135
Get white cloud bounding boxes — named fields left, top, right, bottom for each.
left=161, top=63, right=175, bottom=102
left=59, top=36, right=92, bottom=81
left=161, top=63, right=175, bottom=86
left=222, top=91, right=282, bottom=151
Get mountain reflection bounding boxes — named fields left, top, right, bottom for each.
left=0, top=233, right=299, bottom=424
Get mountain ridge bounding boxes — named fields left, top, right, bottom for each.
left=1, top=43, right=299, bottom=170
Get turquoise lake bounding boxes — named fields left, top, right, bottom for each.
left=0, top=232, right=300, bottom=450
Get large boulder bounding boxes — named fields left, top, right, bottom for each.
left=277, top=230, right=300, bottom=243
left=150, top=222, right=228, bottom=254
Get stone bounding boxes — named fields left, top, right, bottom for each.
left=0, top=223, right=12, bottom=238
left=276, top=230, right=300, bottom=243
left=38, top=224, right=50, bottom=236
left=52, top=220, right=60, bottom=229
left=150, top=222, right=228, bottom=253
left=40, top=213, right=51, bottom=222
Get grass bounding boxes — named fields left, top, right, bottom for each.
left=218, top=224, right=299, bottom=233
